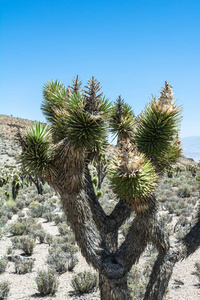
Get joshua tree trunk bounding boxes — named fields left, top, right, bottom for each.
left=99, top=273, right=131, bottom=300
left=29, top=175, right=44, bottom=195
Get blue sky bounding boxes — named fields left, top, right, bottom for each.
left=0, top=0, right=200, bottom=138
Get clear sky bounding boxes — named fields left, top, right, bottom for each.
left=0, top=0, right=200, bottom=138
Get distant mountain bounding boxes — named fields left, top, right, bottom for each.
left=181, top=136, right=200, bottom=162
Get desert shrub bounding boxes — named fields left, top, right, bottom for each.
left=59, top=242, right=78, bottom=254
left=6, top=246, right=14, bottom=255
left=14, top=257, right=34, bottom=274
left=9, top=204, right=19, bottom=214
left=35, top=230, right=46, bottom=243
left=174, top=216, right=192, bottom=240
left=18, top=211, right=25, bottom=218
left=0, top=281, right=10, bottom=300
left=20, top=236, right=36, bottom=255
left=47, top=248, right=69, bottom=274
left=0, top=207, right=13, bottom=220
left=57, top=223, right=71, bottom=236
left=6, top=211, right=13, bottom=220
left=128, top=266, right=146, bottom=300
left=16, top=199, right=25, bottom=209
left=0, top=216, right=8, bottom=227
left=28, top=202, right=43, bottom=218
left=43, top=211, right=54, bottom=222
left=36, top=268, right=59, bottom=296
left=19, top=217, right=42, bottom=236
left=177, top=185, right=191, bottom=198
left=34, top=194, right=46, bottom=203
left=11, top=236, right=22, bottom=249
left=194, top=262, right=200, bottom=285
left=54, top=214, right=62, bottom=225
left=196, top=175, right=200, bottom=182
left=9, top=221, right=26, bottom=236
left=71, top=271, right=98, bottom=294
left=45, top=233, right=54, bottom=246
left=0, top=258, right=8, bottom=274
left=67, top=254, right=78, bottom=271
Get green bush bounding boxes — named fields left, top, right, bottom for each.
left=43, top=211, right=54, bottom=222
left=0, top=281, right=10, bottom=300
left=20, top=236, right=36, bottom=255
left=54, top=214, right=63, bottom=225
left=28, top=202, right=43, bottom=218
left=67, top=254, right=78, bottom=271
left=45, top=233, right=54, bottom=246
left=14, top=257, right=34, bottom=274
left=11, top=236, right=22, bottom=249
left=128, top=267, right=146, bottom=300
left=57, top=223, right=71, bottom=236
left=177, top=185, right=191, bottom=198
left=9, top=222, right=26, bottom=236
left=0, top=258, right=8, bottom=274
left=47, top=248, right=68, bottom=274
left=36, top=268, right=59, bottom=296
left=35, top=230, right=46, bottom=243
left=71, top=271, right=98, bottom=294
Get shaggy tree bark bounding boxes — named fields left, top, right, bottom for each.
left=144, top=221, right=200, bottom=300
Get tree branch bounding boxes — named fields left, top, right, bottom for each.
left=104, top=199, right=132, bottom=233
left=144, top=221, right=200, bottom=300
left=84, top=164, right=107, bottom=231
left=60, top=188, right=110, bottom=270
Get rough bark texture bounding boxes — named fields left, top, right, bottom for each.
left=99, top=273, right=131, bottom=300
left=144, top=222, right=200, bottom=300
left=47, top=156, right=200, bottom=300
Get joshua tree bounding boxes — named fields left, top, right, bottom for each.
left=17, top=77, right=200, bottom=299
left=12, top=174, right=21, bottom=200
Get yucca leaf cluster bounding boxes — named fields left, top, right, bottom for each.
left=109, top=95, right=135, bottom=142
left=135, top=98, right=182, bottom=159
left=110, top=140, right=157, bottom=212
left=41, top=78, right=111, bottom=151
left=19, top=123, right=52, bottom=177
left=41, top=80, right=68, bottom=124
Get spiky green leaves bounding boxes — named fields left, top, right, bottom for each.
left=19, top=123, right=53, bottom=177
left=41, top=80, right=68, bottom=124
left=109, top=140, right=157, bottom=212
left=109, top=96, right=135, bottom=142
left=65, top=95, right=109, bottom=150
left=135, top=99, right=182, bottom=160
